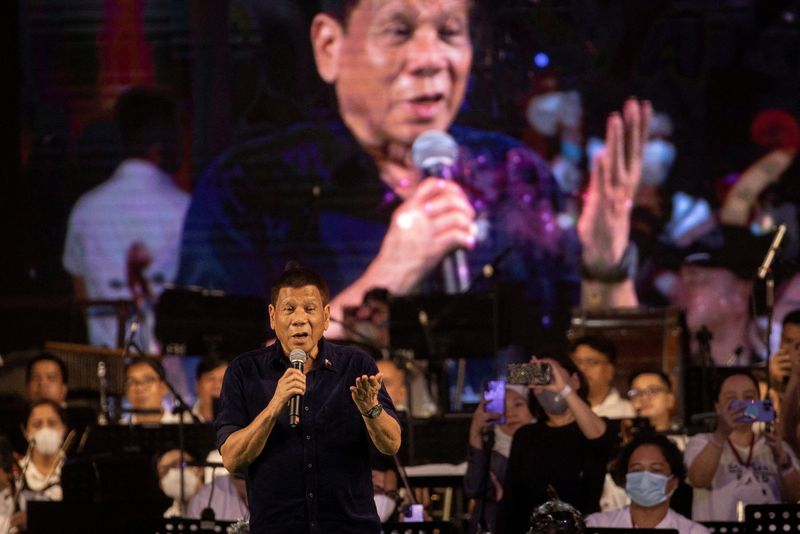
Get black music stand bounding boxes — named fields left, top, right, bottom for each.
left=700, top=522, right=747, bottom=534
left=746, top=503, right=800, bottom=532
left=389, top=293, right=497, bottom=414
left=155, top=287, right=266, bottom=357
left=388, top=293, right=497, bottom=361
left=76, top=422, right=217, bottom=457
left=155, top=517, right=237, bottom=534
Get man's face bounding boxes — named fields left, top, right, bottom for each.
left=314, top=0, right=473, bottom=148
left=27, top=360, right=68, bottom=404
left=679, top=264, right=750, bottom=332
left=125, top=362, right=168, bottom=410
left=196, top=364, right=227, bottom=408
left=571, top=344, right=614, bottom=396
left=269, top=285, right=331, bottom=358
left=627, top=444, right=677, bottom=495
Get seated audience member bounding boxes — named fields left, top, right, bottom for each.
left=586, top=433, right=708, bottom=532
left=768, top=309, right=800, bottom=413
left=187, top=472, right=249, bottom=522
left=192, top=356, right=228, bottom=423
left=497, top=357, right=615, bottom=533
left=124, top=356, right=184, bottom=424
left=685, top=371, right=800, bottom=521
left=19, top=400, right=67, bottom=502
left=26, top=353, right=68, bottom=405
left=464, top=385, right=535, bottom=533
left=570, top=336, right=634, bottom=419
left=156, top=448, right=203, bottom=517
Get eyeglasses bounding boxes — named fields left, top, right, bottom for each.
left=125, top=376, right=160, bottom=389
left=628, top=386, right=668, bottom=399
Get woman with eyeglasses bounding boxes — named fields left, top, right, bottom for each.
left=627, top=369, right=687, bottom=449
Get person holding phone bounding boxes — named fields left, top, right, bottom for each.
left=685, top=370, right=800, bottom=521
left=496, top=357, right=615, bottom=533
left=464, top=383, right=535, bottom=534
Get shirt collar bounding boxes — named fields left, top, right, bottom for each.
left=268, top=338, right=337, bottom=373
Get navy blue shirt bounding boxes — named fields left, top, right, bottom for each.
left=216, top=339, right=398, bottom=534
left=177, top=120, right=581, bottom=343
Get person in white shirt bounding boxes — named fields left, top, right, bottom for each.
left=685, top=370, right=800, bottom=521
left=19, top=400, right=68, bottom=503
left=570, top=335, right=635, bottom=419
left=124, top=356, right=187, bottom=424
left=63, top=86, right=189, bottom=350
left=586, top=433, right=709, bottom=533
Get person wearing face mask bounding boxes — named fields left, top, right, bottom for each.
left=464, top=384, right=535, bottom=534
left=496, top=356, right=615, bottom=534
left=586, top=433, right=709, bottom=532
left=685, top=371, right=800, bottom=521
left=156, top=448, right=204, bottom=517
left=18, top=400, right=67, bottom=503
left=187, top=471, right=249, bottom=522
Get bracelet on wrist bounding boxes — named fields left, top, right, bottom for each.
left=558, top=384, right=574, bottom=398
left=709, top=433, right=726, bottom=448
left=581, top=242, right=639, bottom=283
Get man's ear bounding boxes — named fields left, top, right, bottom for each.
left=323, top=304, right=331, bottom=331
left=268, top=304, right=276, bottom=331
left=311, top=13, right=344, bottom=84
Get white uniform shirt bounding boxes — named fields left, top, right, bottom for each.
left=586, top=506, right=709, bottom=533
left=592, top=388, right=636, bottom=419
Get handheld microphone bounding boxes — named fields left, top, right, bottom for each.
left=288, top=349, right=307, bottom=428
left=411, top=130, right=470, bottom=294
left=757, top=224, right=787, bottom=279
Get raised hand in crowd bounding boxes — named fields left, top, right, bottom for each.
left=578, top=98, right=652, bottom=307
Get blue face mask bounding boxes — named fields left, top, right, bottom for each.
left=625, top=471, right=673, bottom=507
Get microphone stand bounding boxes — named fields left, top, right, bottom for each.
left=474, top=425, right=495, bottom=534
left=162, top=376, right=201, bottom=515
left=757, top=224, right=786, bottom=406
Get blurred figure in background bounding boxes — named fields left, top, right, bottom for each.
left=192, top=356, right=228, bottom=423
left=570, top=336, right=634, bottom=419
left=156, top=448, right=203, bottom=517
left=63, top=86, right=189, bottom=350
left=25, top=354, right=68, bottom=405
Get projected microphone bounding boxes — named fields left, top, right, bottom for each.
left=289, top=349, right=307, bottom=427
left=758, top=224, right=787, bottom=279
left=411, top=130, right=470, bottom=294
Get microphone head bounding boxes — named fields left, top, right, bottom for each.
left=289, top=349, right=308, bottom=365
left=412, top=130, right=458, bottom=170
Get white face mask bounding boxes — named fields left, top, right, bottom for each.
left=160, top=467, right=201, bottom=501
left=31, top=427, right=64, bottom=456
left=374, top=494, right=396, bottom=523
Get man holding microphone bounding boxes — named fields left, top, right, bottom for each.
left=216, top=265, right=400, bottom=533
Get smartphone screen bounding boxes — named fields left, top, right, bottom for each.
left=484, top=380, right=506, bottom=424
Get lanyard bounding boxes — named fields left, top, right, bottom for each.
left=727, top=433, right=755, bottom=468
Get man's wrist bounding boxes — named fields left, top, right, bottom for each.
left=361, top=403, right=383, bottom=419
left=558, top=384, right=573, bottom=398
left=581, top=242, right=638, bottom=283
